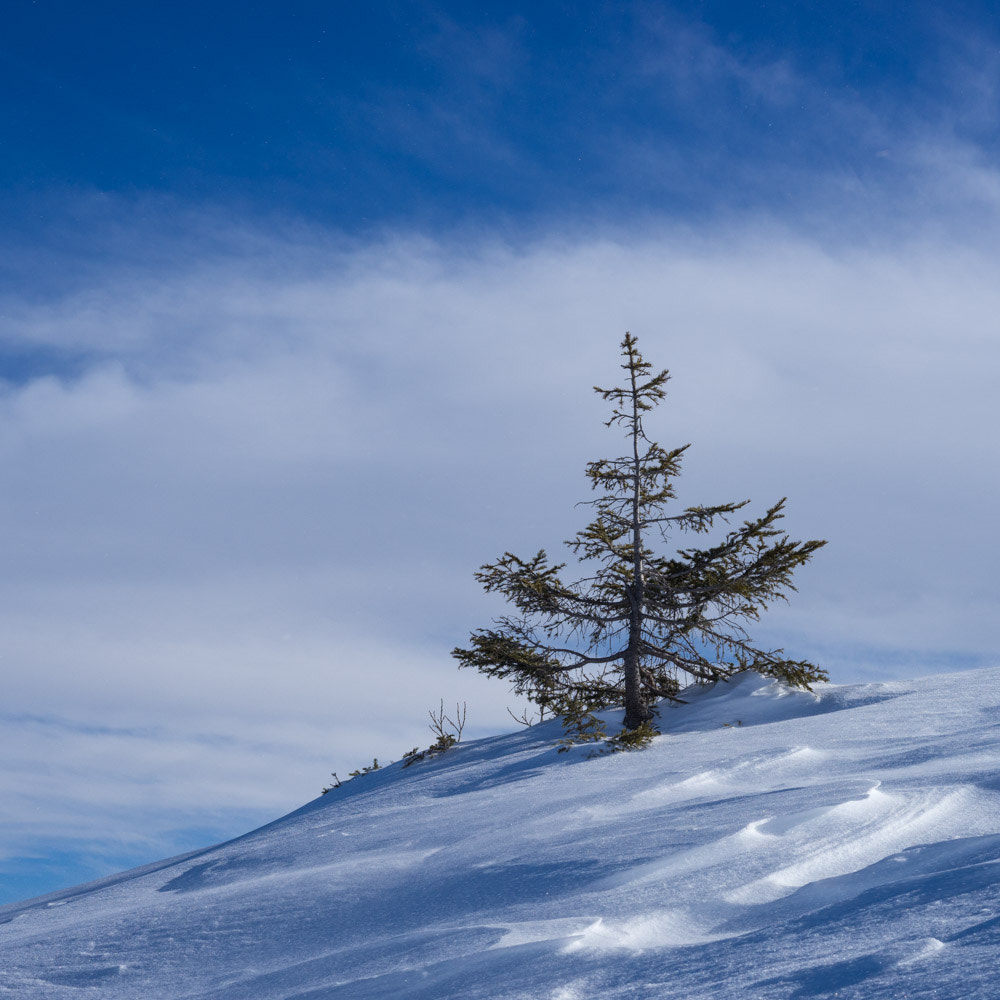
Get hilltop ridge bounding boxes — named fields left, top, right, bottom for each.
left=3, top=668, right=1000, bottom=999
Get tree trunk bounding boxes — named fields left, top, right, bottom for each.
left=623, top=340, right=652, bottom=730
left=622, top=588, right=652, bottom=729
left=622, top=649, right=652, bottom=729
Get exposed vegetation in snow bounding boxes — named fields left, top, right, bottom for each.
left=3, top=668, right=1000, bottom=998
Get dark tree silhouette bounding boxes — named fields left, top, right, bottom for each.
left=453, top=333, right=827, bottom=730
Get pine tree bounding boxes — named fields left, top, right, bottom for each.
left=452, top=333, right=827, bottom=731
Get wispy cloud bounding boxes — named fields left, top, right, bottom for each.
left=2, top=202, right=999, bottom=898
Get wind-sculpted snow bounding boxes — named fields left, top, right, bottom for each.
left=3, top=669, right=1000, bottom=998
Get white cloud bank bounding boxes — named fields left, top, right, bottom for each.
left=1, top=217, right=999, bottom=892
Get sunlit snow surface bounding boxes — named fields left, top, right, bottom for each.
left=4, top=668, right=1000, bottom=998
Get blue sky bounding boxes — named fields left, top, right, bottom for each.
left=4, top=0, right=1000, bottom=243
left=3, top=1, right=1000, bottom=905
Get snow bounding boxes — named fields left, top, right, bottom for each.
left=3, top=667, right=1000, bottom=998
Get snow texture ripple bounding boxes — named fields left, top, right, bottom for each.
left=3, top=668, right=1000, bottom=998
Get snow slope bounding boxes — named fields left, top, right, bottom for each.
left=3, top=668, right=1000, bottom=999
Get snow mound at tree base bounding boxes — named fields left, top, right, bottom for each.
left=3, top=667, right=1000, bottom=999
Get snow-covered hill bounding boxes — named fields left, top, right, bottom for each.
left=3, top=669, right=1000, bottom=999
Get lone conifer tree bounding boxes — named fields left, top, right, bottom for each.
left=453, top=333, right=827, bottom=731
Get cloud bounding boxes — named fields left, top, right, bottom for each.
left=2, top=207, right=999, bottom=897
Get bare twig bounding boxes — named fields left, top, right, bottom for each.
left=428, top=699, right=467, bottom=742
left=506, top=704, right=548, bottom=727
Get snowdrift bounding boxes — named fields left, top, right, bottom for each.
left=3, top=668, right=1000, bottom=999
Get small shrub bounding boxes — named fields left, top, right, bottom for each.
left=320, top=699, right=471, bottom=793
left=605, top=719, right=660, bottom=751
left=557, top=699, right=661, bottom=757
left=556, top=698, right=609, bottom=753
left=401, top=699, right=467, bottom=768
left=348, top=758, right=381, bottom=778
left=320, top=772, right=342, bottom=795
left=402, top=733, right=457, bottom=767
